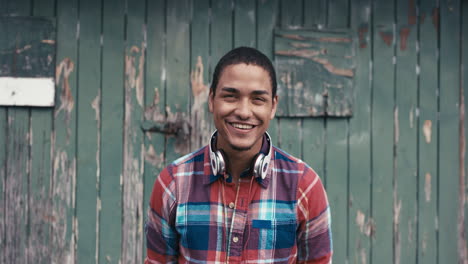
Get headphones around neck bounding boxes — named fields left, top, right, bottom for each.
left=209, top=131, right=273, bottom=180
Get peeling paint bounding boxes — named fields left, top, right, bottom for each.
left=394, top=198, right=402, bottom=264
left=290, top=42, right=312, bottom=48
left=379, top=31, right=393, bottom=46
left=399, top=27, right=411, bottom=51
left=144, top=145, right=164, bottom=167
left=279, top=34, right=306, bottom=41
left=360, top=248, right=367, bottom=264
left=356, top=210, right=375, bottom=237
left=409, top=107, right=414, bottom=128
left=55, top=58, right=75, bottom=118
left=423, top=120, right=432, bottom=143
left=408, top=0, right=417, bottom=25
left=125, top=45, right=145, bottom=107
left=359, top=25, right=369, bottom=49
left=395, top=107, right=399, bottom=144
left=425, top=173, right=431, bottom=202
left=458, top=68, right=467, bottom=264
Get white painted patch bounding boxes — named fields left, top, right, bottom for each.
left=0, top=77, right=55, bottom=106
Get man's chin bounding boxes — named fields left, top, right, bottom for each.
left=229, top=143, right=253, bottom=152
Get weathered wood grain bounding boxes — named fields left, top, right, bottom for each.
left=4, top=0, right=31, bottom=263
left=417, top=2, right=439, bottom=263
left=463, top=1, right=468, bottom=263
left=123, top=0, right=146, bottom=262
left=371, top=0, right=395, bottom=262
left=257, top=0, right=279, bottom=146
left=75, top=0, right=102, bottom=262
left=278, top=0, right=302, bottom=159
left=190, top=0, right=212, bottom=151
left=394, top=0, right=418, bottom=262
left=99, top=0, right=125, bottom=262
left=52, top=0, right=78, bottom=262
left=325, top=1, right=350, bottom=263
left=28, top=1, right=55, bottom=263
left=348, top=0, right=372, bottom=263
left=439, top=0, right=461, bottom=263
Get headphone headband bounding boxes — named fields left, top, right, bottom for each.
left=209, top=131, right=273, bottom=179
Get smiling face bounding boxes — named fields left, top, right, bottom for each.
left=209, top=63, right=278, bottom=155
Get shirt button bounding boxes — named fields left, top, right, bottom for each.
left=229, top=202, right=235, bottom=209
left=233, top=236, right=239, bottom=243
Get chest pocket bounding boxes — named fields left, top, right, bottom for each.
left=250, top=219, right=297, bottom=250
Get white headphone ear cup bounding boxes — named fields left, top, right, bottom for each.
left=253, top=153, right=265, bottom=179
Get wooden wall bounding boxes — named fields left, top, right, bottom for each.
left=0, top=0, right=467, bottom=263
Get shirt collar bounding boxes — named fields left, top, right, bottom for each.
left=205, top=134, right=272, bottom=188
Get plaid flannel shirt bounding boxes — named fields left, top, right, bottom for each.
left=145, top=138, right=332, bottom=264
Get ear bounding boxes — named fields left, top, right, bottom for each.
left=270, top=95, right=278, bottom=120
left=208, top=90, right=214, bottom=113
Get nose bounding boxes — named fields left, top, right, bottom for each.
left=234, top=99, right=252, bottom=120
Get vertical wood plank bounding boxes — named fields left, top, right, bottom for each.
left=144, top=0, right=166, bottom=258
left=0, top=107, right=5, bottom=264
left=234, top=0, right=256, bottom=47
left=123, top=0, right=146, bottom=262
left=348, top=0, right=372, bottom=263
left=190, top=0, right=211, bottom=151
left=28, top=0, right=55, bottom=262
left=165, top=0, right=191, bottom=161
left=394, top=0, right=418, bottom=262
left=463, top=1, right=468, bottom=262
left=4, top=0, right=31, bottom=263
left=211, top=0, right=233, bottom=73
left=325, top=1, right=349, bottom=263
left=417, top=2, right=439, bottom=263
left=439, top=0, right=461, bottom=263
left=75, top=0, right=102, bottom=262
left=52, top=0, right=78, bottom=262
left=372, top=0, right=395, bottom=262
left=257, top=0, right=279, bottom=145
left=278, top=0, right=302, bottom=158
left=99, top=0, right=124, bottom=262
left=302, top=0, right=326, bottom=180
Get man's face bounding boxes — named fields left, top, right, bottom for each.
left=209, top=63, right=278, bottom=153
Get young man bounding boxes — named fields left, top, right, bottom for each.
left=145, top=47, right=332, bottom=263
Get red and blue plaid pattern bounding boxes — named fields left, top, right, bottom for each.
left=145, top=143, right=332, bottom=264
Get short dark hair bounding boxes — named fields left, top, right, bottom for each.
left=210, top=47, right=277, bottom=98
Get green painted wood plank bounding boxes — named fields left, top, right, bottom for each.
left=278, top=0, right=302, bottom=158
left=304, top=0, right=327, bottom=28
left=417, top=1, right=439, bottom=263
left=3, top=0, right=30, bottom=15
left=393, top=0, right=418, bottom=262
left=123, top=0, right=146, bottom=262
left=4, top=0, right=31, bottom=263
left=371, top=0, right=395, bottom=262
left=99, top=0, right=124, bottom=262
left=0, top=108, right=5, bottom=264
left=189, top=0, right=212, bottom=150
left=143, top=0, right=166, bottom=258
left=325, top=1, right=350, bottom=263
left=211, top=0, right=233, bottom=70
left=234, top=0, right=255, bottom=47
left=28, top=1, right=55, bottom=262
left=463, top=1, right=468, bottom=262
left=75, top=0, right=102, bottom=262
left=348, top=0, right=372, bottom=263
left=165, top=0, right=191, bottom=161
left=52, top=0, right=78, bottom=262
left=439, top=0, right=461, bottom=263
left=257, top=0, right=279, bottom=146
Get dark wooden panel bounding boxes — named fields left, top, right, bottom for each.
left=143, top=0, right=166, bottom=259
left=122, top=0, right=146, bottom=262
left=417, top=2, right=439, bottom=263
left=325, top=1, right=350, bottom=263
left=394, top=0, right=418, bottom=262
left=99, top=0, right=124, bottom=262
left=75, top=0, right=102, bottom=262
left=371, top=0, right=395, bottom=262
left=52, top=0, right=78, bottom=262
left=348, top=0, right=372, bottom=263
left=27, top=1, right=55, bottom=263
left=257, top=0, right=279, bottom=146
left=439, top=0, right=461, bottom=263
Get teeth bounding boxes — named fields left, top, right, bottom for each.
left=231, top=123, right=254, bottom=129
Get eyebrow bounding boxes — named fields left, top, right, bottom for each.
left=220, top=87, right=270, bottom=96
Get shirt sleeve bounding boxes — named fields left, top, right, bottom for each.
left=145, top=166, right=179, bottom=264
left=296, top=165, right=333, bottom=264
